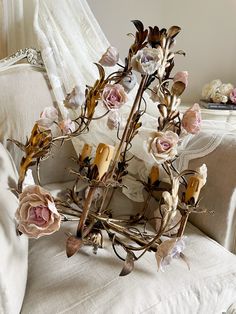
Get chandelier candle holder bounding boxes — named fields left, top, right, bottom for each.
left=11, top=20, right=210, bottom=276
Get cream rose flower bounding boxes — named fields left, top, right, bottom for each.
left=218, top=83, right=234, bottom=97
left=131, top=47, right=163, bottom=75
left=149, top=131, right=179, bottom=164
left=182, top=103, right=201, bottom=134
left=16, top=185, right=61, bottom=238
left=102, top=84, right=128, bottom=110
left=99, top=46, right=119, bottom=67
left=201, top=79, right=222, bottom=101
left=212, top=92, right=228, bottom=103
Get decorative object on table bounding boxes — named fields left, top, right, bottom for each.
left=10, top=20, right=209, bottom=276
left=201, top=79, right=236, bottom=110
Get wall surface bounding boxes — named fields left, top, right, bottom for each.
left=87, top=0, right=236, bottom=103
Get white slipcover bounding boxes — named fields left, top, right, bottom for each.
left=21, top=182, right=236, bottom=314
left=0, top=143, right=28, bottom=314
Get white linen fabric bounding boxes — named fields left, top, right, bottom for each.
left=21, top=181, right=236, bottom=314
left=0, top=143, right=28, bottom=314
left=188, top=133, right=236, bottom=253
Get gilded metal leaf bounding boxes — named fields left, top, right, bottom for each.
left=171, top=81, right=186, bottom=96
left=167, top=26, right=181, bottom=39
left=119, top=251, right=135, bottom=276
left=66, top=235, right=83, bottom=258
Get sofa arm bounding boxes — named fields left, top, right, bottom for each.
left=188, top=133, right=236, bottom=253
left=0, top=143, right=28, bottom=314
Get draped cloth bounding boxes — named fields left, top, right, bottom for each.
left=2, top=0, right=236, bottom=199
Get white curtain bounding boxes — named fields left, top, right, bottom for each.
left=0, top=0, right=37, bottom=59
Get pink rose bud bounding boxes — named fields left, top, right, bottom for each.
left=182, top=103, right=201, bottom=134
left=107, top=111, right=121, bottom=130
left=59, top=119, right=76, bottom=134
left=173, top=71, right=188, bottom=87
left=99, top=46, right=119, bottom=67
left=15, top=185, right=61, bottom=238
left=230, top=88, right=236, bottom=104
left=37, top=107, right=58, bottom=128
left=64, top=86, right=85, bottom=110
left=102, top=84, right=128, bottom=110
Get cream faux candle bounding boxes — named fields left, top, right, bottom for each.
left=93, top=143, right=115, bottom=179
left=149, top=166, right=159, bottom=184
left=185, top=175, right=205, bottom=204
left=80, top=143, right=92, bottom=161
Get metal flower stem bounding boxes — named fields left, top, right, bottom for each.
left=76, top=186, right=95, bottom=237
left=99, top=74, right=149, bottom=213
left=177, top=212, right=189, bottom=237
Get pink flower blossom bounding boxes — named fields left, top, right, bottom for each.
left=230, top=88, right=236, bottom=104
left=102, top=84, right=128, bottom=110
left=155, top=237, right=186, bottom=271
left=182, top=103, right=201, bottom=134
left=64, top=86, right=85, bottom=110
left=107, top=111, right=121, bottom=130
left=37, top=107, right=58, bottom=128
left=59, top=119, right=76, bottom=134
left=15, top=185, right=61, bottom=238
left=173, top=71, right=188, bottom=87
left=99, top=46, right=119, bottom=67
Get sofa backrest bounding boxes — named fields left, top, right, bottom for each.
left=0, top=64, right=77, bottom=184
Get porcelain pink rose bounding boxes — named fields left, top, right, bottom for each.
left=99, top=46, right=119, bottom=67
left=15, top=185, right=61, bottom=238
left=37, top=106, right=58, bottom=128
left=150, top=130, right=179, bottom=164
left=173, top=71, right=188, bottom=87
left=182, top=103, right=201, bottom=134
left=230, top=88, right=236, bottom=104
left=102, top=84, right=128, bottom=110
left=59, top=118, right=76, bottom=134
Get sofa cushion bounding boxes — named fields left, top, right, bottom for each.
left=0, top=143, right=28, bottom=314
left=0, top=64, right=77, bottom=185
left=21, top=183, right=236, bottom=314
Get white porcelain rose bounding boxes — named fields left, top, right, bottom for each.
left=149, top=131, right=179, bottom=164
left=131, top=47, right=163, bottom=75
left=16, top=185, right=61, bottom=238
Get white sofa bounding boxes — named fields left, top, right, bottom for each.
left=0, top=57, right=236, bottom=314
